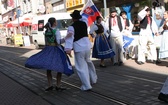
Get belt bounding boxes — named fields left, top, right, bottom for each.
left=97, top=33, right=104, bottom=35
left=46, top=43, right=58, bottom=46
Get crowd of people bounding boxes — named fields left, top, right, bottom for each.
left=24, top=5, right=168, bottom=103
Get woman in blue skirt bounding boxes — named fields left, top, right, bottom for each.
left=90, top=16, right=115, bottom=67
left=25, top=17, right=73, bottom=91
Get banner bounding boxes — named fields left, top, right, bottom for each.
left=80, top=0, right=101, bottom=26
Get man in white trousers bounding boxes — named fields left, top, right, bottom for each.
left=64, top=10, right=97, bottom=91
left=105, top=7, right=125, bottom=66
left=137, top=6, right=159, bottom=65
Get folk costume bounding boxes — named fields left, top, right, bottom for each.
left=158, top=20, right=168, bottom=101
left=159, top=20, right=168, bottom=59
left=65, top=10, right=97, bottom=91
left=120, top=11, right=135, bottom=59
left=137, top=7, right=158, bottom=64
left=25, top=28, right=73, bottom=76
left=89, top=22, right=115, bottom=59
left=105, top=7, right=125, bottom=66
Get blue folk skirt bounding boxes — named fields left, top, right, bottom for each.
left=92, top=34, right=115, bottom=59
left=25, top=46, right=74, bottom=76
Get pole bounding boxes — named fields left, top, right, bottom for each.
left=103, top=0, right=107, bottom=18
left=16, top=0, right=21, bottom=33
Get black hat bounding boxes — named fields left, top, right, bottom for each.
left=110, top=7, right=117, bottom=13
left=70, top=10, right=82, bottom=19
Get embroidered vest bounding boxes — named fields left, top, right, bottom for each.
left=45, top=29, right=57, bottom=43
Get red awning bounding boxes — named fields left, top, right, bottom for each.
left=6, top=13, right=34, bottom=28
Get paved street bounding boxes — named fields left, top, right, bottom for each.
left=0, top=44, right=168, bottom=105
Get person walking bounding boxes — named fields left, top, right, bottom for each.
left=89, top=16, right=115, bottom=67
left=25, top=17, right=73, bottom=91
left=105, top=7, right=125, bottom=66
left=137, top=6, right=159, bottom=65
left=64, top=10, right=97, bottom=91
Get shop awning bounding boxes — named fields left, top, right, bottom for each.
left=6, top=13, right=34, bottom=28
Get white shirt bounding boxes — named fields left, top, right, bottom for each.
left=64, top=16, right=92, bottom=52
left=50, top=28, right=63, bottom=44
left=89, top=21, right=108, bottom=37
left=138, top=8, right=158, bottom=35
left=105, top=16, right=125, bottom=37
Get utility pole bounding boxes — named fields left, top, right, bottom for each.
left=103, top=0, right=107, bottom=18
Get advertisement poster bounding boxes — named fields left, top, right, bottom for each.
left=14, top=34, right=23, bottom=45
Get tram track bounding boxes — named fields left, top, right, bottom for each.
left=0, top=56, right=132, bottom=105
left=0, top=48, right=165, bottom=85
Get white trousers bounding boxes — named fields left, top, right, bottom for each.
left=74, top=50, right=97, bottom=90
left=138, top=34, right=157, bottom=62
left=110, top=36, right=124, bottom=64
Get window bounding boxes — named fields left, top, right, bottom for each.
left=56, top=19, right=72, bottom=30
left=38, top=20, right=44, bottom=31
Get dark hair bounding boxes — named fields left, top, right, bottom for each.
left=44, top=17, right=56, bottom=29
left=96, top=16, right=102, bottom=21
left=44, top=17, right=58, bottom=44
left=120, top=11, right=127, bottom=16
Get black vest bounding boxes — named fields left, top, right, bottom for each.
left=139, top=16, right=152, bottom=29
left=125, top=19, right=130, bottom=27
left=109, top=16, right=123, bottom=32
left=71, top=21, right=88, bottom=42
left=95, top=24, right=104, bottom=34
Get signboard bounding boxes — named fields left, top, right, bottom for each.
left=66, top=0, right=84, bottom=8
left=38, top=5, right=45, bottom=13
left=14, top=34, right=23, bottom=45
left=23, top=36, right=31, bottom=46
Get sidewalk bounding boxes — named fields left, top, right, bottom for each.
left=0, top=72, right=51, bottom=105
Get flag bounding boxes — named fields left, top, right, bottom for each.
left=80, top=0, right=101, bottom=26
left=123, top=36, right=134, bottom=49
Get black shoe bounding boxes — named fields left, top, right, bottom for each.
left=156, top=60, right=161, bottom=64
left=137, top=61, right=144, bottom=65
left=113, top=63, right=118, bottom=66
left=99, top=64, right=106, bottom=68
left=55, top=86, right=66, bottom=91
left=84, top=89, right=92, bottom=92
left=158, top=93, right=168, bottom=103
left=45, top=86, right=54, bottom=91
left=118, top=62, right=123, bottom=66
left=152, top=60, right=156, bottom=64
